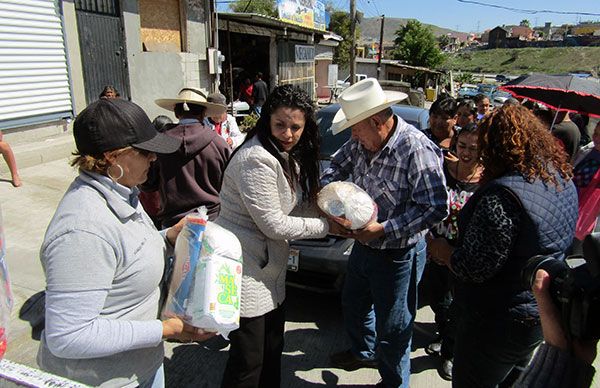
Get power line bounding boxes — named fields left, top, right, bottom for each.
left=456, top=0, right=600, bottom=17
left=368, top=0, right=380, bottom=16
left=357, top=0, right=377, bottom=18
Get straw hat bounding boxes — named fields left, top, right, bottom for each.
left=331, top=78, right=408, bottom=135
left=155, top=88, right=226, bottom=116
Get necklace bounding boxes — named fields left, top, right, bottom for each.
left=454, top=160, right=479, bottom=184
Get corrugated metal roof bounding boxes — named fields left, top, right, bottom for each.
left=218, top=12, right=342, bottom=41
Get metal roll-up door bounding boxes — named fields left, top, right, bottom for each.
left=0, top=0, right=73, bottom=130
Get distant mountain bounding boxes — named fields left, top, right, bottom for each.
left=359, top=17, right=468, bottom=43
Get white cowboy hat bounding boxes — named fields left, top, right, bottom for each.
left=155, top=88, right=226, bottom=116
left=331, top=78, right=408, bottom=135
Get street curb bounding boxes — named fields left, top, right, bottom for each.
left=10, top=134, right=75, bottom=171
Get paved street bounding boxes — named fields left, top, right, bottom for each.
left=2, top=146, right=599, bottom=387
left=0, top=152, right=450, bottom=387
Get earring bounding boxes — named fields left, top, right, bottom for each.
left=107, top=164, right=124, bottom=181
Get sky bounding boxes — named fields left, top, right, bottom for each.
left=336, top=0, right=600, bottom=33
left=218, top=0, right=600, bottom=33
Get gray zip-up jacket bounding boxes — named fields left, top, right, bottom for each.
left=37, top=171, right=166, bottom=387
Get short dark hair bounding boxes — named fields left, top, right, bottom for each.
left=458, top=121, right=479, bottom=136
left=474, top=94, right=489, bottom=104
left=152, top=115, right=173, bottom=133
left=256, top=72, right=263, bottom=79
left=374, top=107, right=393, bottom=122
left=457, top=98, right=477, bottom=116
left=99, top=85, right=119, bottom=98
left=430, top=96, right=458, bottom=117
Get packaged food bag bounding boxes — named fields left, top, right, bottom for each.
left=317, top=181, right=377, bottom=229
left=162, top=208, right=243, bottom=337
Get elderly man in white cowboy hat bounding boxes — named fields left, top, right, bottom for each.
left=323, top=78, right=448, bottom=387
left=142, top=87, right=231, bottom=227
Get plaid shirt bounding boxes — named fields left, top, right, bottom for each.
left=321, top=116, right=449, bottom=249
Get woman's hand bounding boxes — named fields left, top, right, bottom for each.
left=426, top=233, right=453, bottom=267
left=166, top=217, right=187, bottom=246
left=162, top=317, right=217, bottom=343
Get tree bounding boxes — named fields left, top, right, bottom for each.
left=437, top=34, right=451, bottom=50
left=520, top=19, right=531, bottom=27
left=392, top=20, right=444, bottom=69
left=329, top=10, right=360, bottom=69
left=229, top=0, right=277, bottom=17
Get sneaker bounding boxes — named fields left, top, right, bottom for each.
left=330, top=349, right=378, bottom=371
left=425, top=340, right=442, bottom=356
left=439, top=358, right=453, bottom=381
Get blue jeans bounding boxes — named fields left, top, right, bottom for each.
left=342, top=239, right=426, bottom=388
left=138, top=364, right=164, bottom=388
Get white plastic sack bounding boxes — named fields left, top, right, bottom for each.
left=162, top=208, right=243, bottom=337
left=317, top=181, right=377, bottom=229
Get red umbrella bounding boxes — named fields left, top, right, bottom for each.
left=500, top=74, right=600, bottom=117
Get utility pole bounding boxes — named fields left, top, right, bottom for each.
left=349, top=0, right=356, bottom=85
left=376, top=15, right=384, bottom=80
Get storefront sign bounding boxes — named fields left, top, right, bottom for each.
left=277, top=0, right=327, bottom=31
left=295, top=45, right=315, bottom=63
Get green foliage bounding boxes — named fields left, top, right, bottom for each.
left=392, top=20, right=445, bottom=69
left=437, top=34, right=451, bottom=49
left=520, top=19, right=531, bottom=27
left=240, top=113, right=259, bottom=132
left=329, top=10, right=360, bottom=69
left=455, top=72, right=474, bottom=84
left=229, top=0, right=277, bottom=17
left=445, top=47, right=600, bottom=75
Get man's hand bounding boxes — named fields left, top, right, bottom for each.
left=226, top=137, right=233, bottom=146
left=327, top=216, right=352, bottom=237
left=533, top=269, right=598, bottom=364
left=166, top=217, right=186, bottom=246
left=350, top=222, right=385, bottom=244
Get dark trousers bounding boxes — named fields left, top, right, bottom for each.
left=452, top=303, right=542, bottom=388
left=221, top=304, right=285, bottom=388
left=420, top=261, right=455, bottom=358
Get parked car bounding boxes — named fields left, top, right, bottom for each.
left=491, top=90, right=512, bottom=106
left=457, top=83, right=479, bottom=99
left=476, top=83, right=497, bottom=99
left=336, top=74, right=368, bottom=89
left=286, top=104, right=430, bottom=293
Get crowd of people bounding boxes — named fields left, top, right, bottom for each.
left=32, top=78, right=599, bottom=388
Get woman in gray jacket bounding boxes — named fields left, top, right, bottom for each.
left=217, top=85, right=343, bottom=387
left=37, top=99, right=215, bottom=388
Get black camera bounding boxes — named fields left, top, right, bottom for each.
left=521, top=233, right=600, bottom=340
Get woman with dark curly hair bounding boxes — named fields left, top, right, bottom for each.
left=216, top=85, right=344, bottom=388
left=427, top=105, right=579, bottom=387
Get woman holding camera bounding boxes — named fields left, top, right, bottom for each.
left=427, top=105, right=578, bottom=387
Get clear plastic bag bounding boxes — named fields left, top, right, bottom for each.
left=162, top=208, right=243, bottom=337
left=317, top=181, right=378, bottom=229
